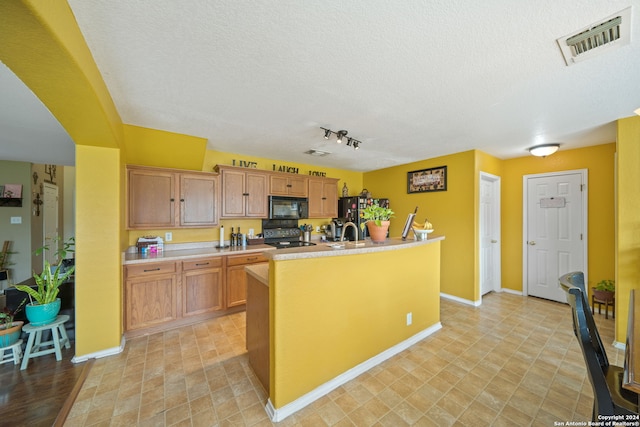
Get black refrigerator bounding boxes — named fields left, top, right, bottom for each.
left=338, top=197, right=390, bottom=241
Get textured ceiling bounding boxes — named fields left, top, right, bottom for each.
left=2, top=1, right=640, bottom=171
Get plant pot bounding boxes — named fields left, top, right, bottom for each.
left=0, top=321, right=23, bottom=347
left=592, top=288, right=614, bottom=302
left=25, top=298, right=61, bottom=326
left=367, top=220, right=391, bottom=243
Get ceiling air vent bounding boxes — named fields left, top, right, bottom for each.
left=304, top=149, right=330, bottom=157
left=557, top=7, right=632, bottom=66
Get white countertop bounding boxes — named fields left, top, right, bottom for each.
left=264, top=235, right=444, bottom=261
left=122, top=241, right=275, bottom=265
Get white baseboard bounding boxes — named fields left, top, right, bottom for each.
left=440, top=292, right=481, bottom=307
left=500, top=288, right=523, bottom=296
left=71, top=335, right=126, bottom=363
left=265, top=322, right=443, bottom=422
left=613, top=340, right=626, bottom=351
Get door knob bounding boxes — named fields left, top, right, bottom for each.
left=491, top=239, right=498, bottom=243
left=528, top=241, right=536, bottom=245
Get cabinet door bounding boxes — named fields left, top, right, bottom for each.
left=221, top=169, right=247, bottom=217
left=125, top=274, right=178, bottom=331
left=307, top=179, right=325, bottom=218
left=182, top=258, right=224, bottom=316
left=226, top=254, right=268, bottom=307
left=269, top=175, right=290, bottom=196
left=288, top=176, right=308, bottom=197
left=245, top=172, right=268, bottom=217
left=322, top=180, right=338, bottom=218
left=180, top=174, right=218, bottom=227
left=128, top=168, right=176, bottom=229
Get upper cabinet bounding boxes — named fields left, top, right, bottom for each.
left=127, top=165, right=219, bottom=229
left=217, top=166, right=268, bottom=218
left=269, top=174, right=308, bottom=197
left=308, top=177, right=339, bottom=218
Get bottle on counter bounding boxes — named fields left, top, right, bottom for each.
left=231, top=227, right=236, bottom=247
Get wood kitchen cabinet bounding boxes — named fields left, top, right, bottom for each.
left=127, top=165, right=218, bottom=229
left=124, top=262, right=179, bottom=331
left=308, top=177, right=339, bottom=218
left=226, top=253, right=268, bottom=307
left=269, top=174, right=308, bottom=197
left=217, top=166, right=268, bottom=218
left=182, top=257, right=224, bottom=316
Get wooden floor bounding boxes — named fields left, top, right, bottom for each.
left=0, top=341, right=88, bottom=426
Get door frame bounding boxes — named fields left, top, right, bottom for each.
left=479, top=172, right=501, bottom=297
left=522, top=169, right=588, bottom=297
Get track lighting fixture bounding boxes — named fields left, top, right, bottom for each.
left=529, top=143, right=560, bottom=157
left=319, top=127, right=363, bottom=150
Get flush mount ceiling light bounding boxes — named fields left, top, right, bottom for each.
left=529, top=144, right=560, bottom=157
left=319, top=127, right=362, bottom=151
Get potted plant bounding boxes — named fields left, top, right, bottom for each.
left=13, top=236, right=74, bottom=326
left=360, top=200, right=395, bottom=243
left=0, top=297, right=26, bottom=347
left=592, top=279, right=615, bottom=302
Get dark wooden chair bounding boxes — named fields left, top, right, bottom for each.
left=559, top=280, right=638, bottom=419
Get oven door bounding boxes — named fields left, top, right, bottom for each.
left=269, top=196, right=308, bottom=219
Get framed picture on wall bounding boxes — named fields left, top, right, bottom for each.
left=407, top=166, right=447, bottom=193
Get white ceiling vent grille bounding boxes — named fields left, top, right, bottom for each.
left=557, top=7, right=632, bottom=66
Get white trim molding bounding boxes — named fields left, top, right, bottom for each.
left=440, top=292, right=481, bottom=307
left=265, top=322, right=442, bottom=422
left=71, top=335, right=126, bottom=363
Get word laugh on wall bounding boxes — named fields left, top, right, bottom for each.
left=230, top=159, right=326, bottom=177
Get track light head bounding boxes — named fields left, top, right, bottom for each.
left=346, top=138, right=352, bottom=146
left=336, top=130, right=348, bottom=144
left=354, top=141, right=360, bottom=150
left=323, top=128, right=331, bottom=139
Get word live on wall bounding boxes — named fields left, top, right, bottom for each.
left=229, top=159, right=327, bottom=177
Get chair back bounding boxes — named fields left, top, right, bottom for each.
left=562, top=284, right=617, bottom=416
left=559, top=272, right=609, bottom=368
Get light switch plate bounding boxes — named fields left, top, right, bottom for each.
left=10, top=216, right=22, bottom=224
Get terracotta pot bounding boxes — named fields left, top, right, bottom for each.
left=592, top=288, right=614, bottom=302
left=367, top=220, right=390, bottom=243
left=0, top=321, right=23, bottom=347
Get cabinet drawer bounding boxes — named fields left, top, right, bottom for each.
left=126, top=262, right=177, bottom=277
left=183, top=258, right=222, bottom=271
left=227, top=253, right=268, bottom=266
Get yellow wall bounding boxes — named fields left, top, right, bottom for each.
left=501, top=144, right=616, bottom=293
left=269, top=241, right=441, bottom=408
left=364, top=151, right=477, bottom=301
left=616, top=117, right=640, bottom=343
left=123, top=125, right=207, bottom=170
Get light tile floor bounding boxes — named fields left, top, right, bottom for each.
left=64, top=292, right=623, bottom=426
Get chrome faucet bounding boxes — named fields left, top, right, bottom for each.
left=340, top=221, right=358, bottom=245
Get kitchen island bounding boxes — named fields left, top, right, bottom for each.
left=245, top=235, right=444, bottom=422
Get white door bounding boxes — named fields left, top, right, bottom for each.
left=480, top=173, right=501, bottom=296
left=524, top=171, right=586, bottom=303
left=43, top=183, right=59, bottom=267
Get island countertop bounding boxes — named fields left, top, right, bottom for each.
left=263, top=235, right=444, bottom=261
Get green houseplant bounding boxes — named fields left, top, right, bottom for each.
left=592, top=279, right=615, bottom=302
left=360, top=200, right=395, bottom=243
left=13, top=236, right=75, bottom=326
left=0, top=297, right=26, bottom=346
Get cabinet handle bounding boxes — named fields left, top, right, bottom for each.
left=286, top=184, right=292, bottom=187
left=195, top=262, right=209, bottom=266
left=144, top=267, right=161, bottom=272
left=243, top=193, right=250, bottom=196
left=170, top=198, right=175, bottom=202
left=247, top=257, right=258, bottom=261
left=180, top=199, right=185, bottom=202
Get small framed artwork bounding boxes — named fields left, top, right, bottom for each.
left=407, top=166, right=447, bottom=193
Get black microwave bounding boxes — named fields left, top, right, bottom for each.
left=269, top=196, right=308, bottom=219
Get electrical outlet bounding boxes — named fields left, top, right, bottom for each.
left=406, top=312, right=412, bottom=326
left=315, top=226, right=320, bottom=232
left=165, top=232, right=172, bottom=242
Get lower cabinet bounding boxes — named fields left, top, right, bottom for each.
left=124, top=252, right=269, bottom=335
left=182, top=258, right=224, bottom=316
left=124, top=262, right=179, bottom=331
left=226, top=254, right=269, bottom=307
